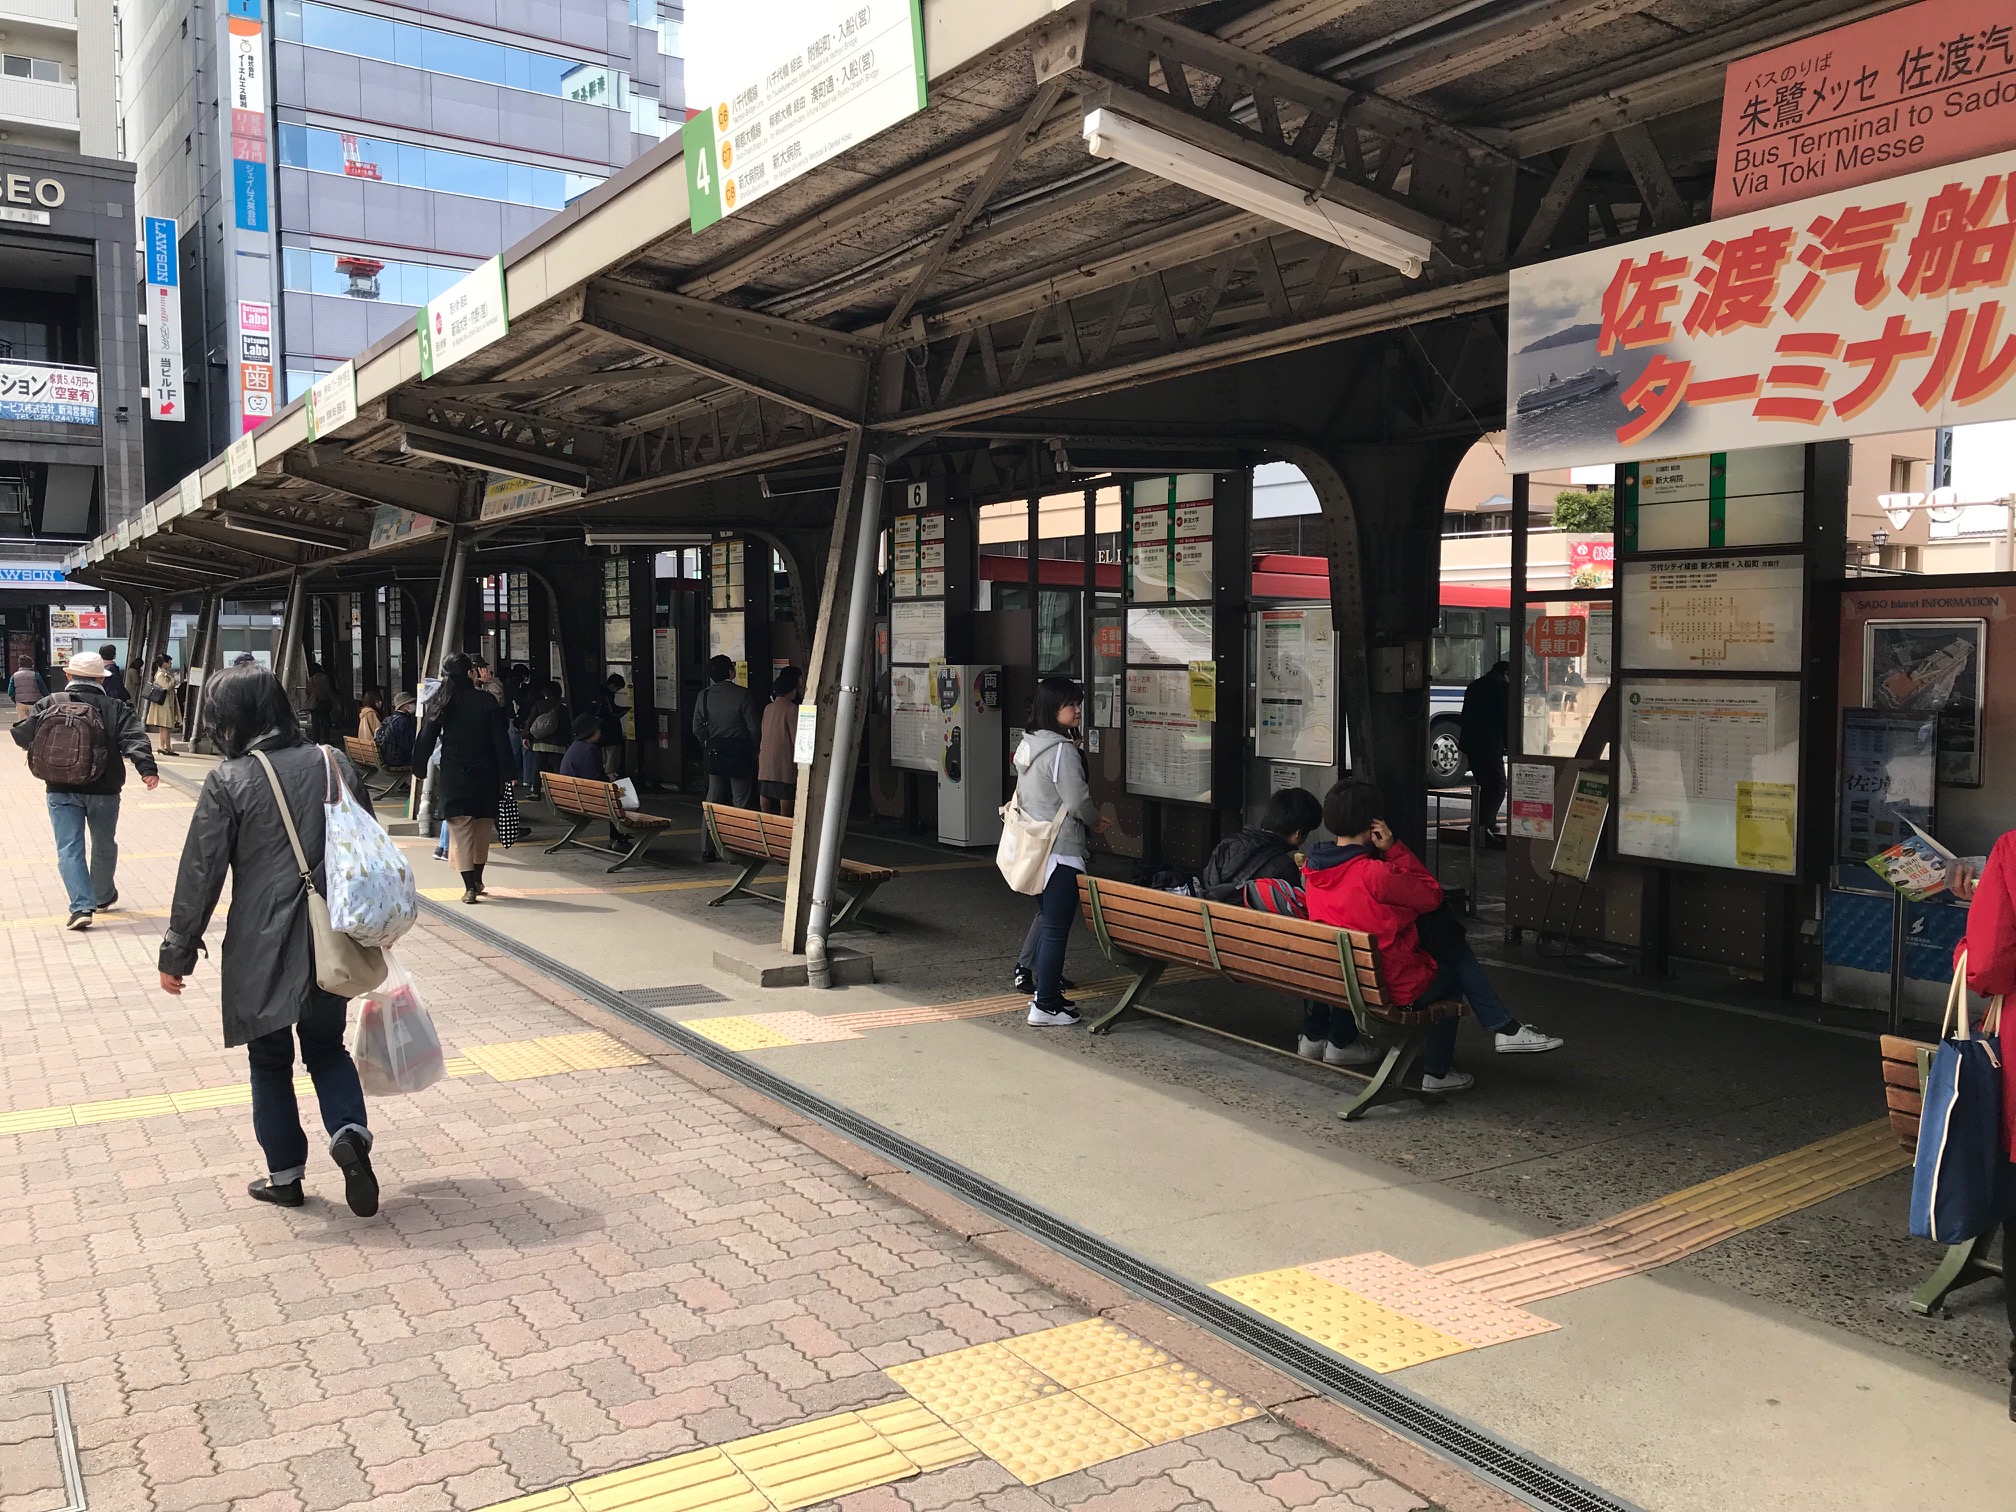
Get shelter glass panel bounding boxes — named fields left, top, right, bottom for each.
left=1522, top=600, right=1613, bottom=758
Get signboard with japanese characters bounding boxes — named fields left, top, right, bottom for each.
left=1716, top=0, right=2016, bottom=217
left=1508, top=147, right=2016, bottom=471
left=0, top=362, right=97, bottom=424
left=143, top=216, right=184, bottom=423
left=418, top=257, right=508, bottom=378
left=306, top=362, right=357, bottom=441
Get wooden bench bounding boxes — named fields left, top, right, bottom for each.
left=1077, top=875, right=1469, bottom=1120
left=702, top=803, right=898, bottom=931
left=341, top=735, right=409, bottom=801
left=1880, top=1033, right=2004, bottom=1314
left=543, top=773, right=674, bottom=872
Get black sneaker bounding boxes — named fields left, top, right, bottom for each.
left=329, top=1131, right=380, bottom=1217
left=1026, top=1002, right=1081, bottom=1027
left=64, top=911, right=91, bottom=931
left=1012, top=967, right=1075, bottom=994
left=248, top=1177, right=303, bottom=1207
left=95, top=891, right=118, bottom=911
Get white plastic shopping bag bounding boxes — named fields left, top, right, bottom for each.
left=612, top=777, right=642, bottom=810
left=351, top=952, right=446, bottom=1097
left=321, top=747, right=420, bottom=948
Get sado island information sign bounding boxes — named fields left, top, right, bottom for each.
left=418, top=257, right=508, bottom=379
left=1716, top=0, right=2016, bottom=217
left=1505, top=147, right=2016, bottom=472
left=683, top=1, right=926, bottom=233
left=0, top=362, right=97, bottom=424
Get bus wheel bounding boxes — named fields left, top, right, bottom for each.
left=1428, top=722, right=1467, bottom=784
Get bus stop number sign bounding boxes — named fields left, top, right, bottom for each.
left=1529, top=615, right=1587, bottom=659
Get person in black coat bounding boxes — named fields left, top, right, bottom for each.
left=158, top=663, right=382, bottom=1216
left=413, top=653, right=516, bottom=904
left=1200, top=787, right=1324, bottom=901
left=1459, top=660, right=1512, bottom=841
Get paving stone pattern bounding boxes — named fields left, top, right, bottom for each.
left=0, top=750, right=1432, bottom=1512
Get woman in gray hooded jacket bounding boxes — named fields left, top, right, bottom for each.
left=1012, top=677, right=1109, bottom=1025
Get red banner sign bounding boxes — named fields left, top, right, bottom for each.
left=1716, top=0, right=2016, bottom=217
left=1527, top=615, right=1588, bottom=659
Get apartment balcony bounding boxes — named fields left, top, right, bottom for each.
left=0, top=0, right=78, bottom=28
left=0, top=74, right=76, bottom=135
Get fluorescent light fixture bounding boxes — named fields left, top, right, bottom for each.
left=217, top=511, right=356, bottom=549
left=583, top=531, right=716, bottom=546
left=1082, top=108, right=1432, bottom=278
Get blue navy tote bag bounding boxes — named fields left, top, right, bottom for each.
left=1910, top=951, right=2009, bottom=1244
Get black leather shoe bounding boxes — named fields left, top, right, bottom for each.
left=248, top=1177, right=303, bottom=1207
left=329, top=1132, right=380, bottom=1217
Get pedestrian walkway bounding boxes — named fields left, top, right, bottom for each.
left=0, top=752, right=1465, bottom=1512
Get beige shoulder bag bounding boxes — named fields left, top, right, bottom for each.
left=252, top=748, right=388, bottom=998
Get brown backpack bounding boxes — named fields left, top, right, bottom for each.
left=27, top=693, right=107, bottom=785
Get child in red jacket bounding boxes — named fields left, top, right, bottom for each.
left=1303, top=780, right=1564, bottom=1092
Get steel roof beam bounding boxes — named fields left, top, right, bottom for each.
left=1352, top=0, right=1663, bottom=100
left=581, top=279, right=875, bottom=427
left=1218, top=0, right=1386, bottom=50
left=282, top=447, right=466, bottom=522
left=395, top=423, right=596, bottom=491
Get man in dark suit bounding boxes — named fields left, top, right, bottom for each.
left=1459, top=660, right=1511, bottom=842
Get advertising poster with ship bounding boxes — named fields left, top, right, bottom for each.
left=1505, top=145, right=2016, bottom=473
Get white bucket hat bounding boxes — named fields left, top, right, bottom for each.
left=63, top=651, right=108, bottom=679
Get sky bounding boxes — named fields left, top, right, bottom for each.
left=683, top=0, right=838, bottom=107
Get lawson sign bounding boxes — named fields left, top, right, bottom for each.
left=0, top=563, right=76, bottom=587
left=0, top=361, right=97, bottom=424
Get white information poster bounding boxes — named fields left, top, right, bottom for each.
left=418, top=256, right=508, bottom=378
left=709, top=611, right=746, bottom=665
left=891, top=600, right=944, bottom=665
left=1125, top=668, right=1212, bottom=803
left=652, top=626, right=678, bottom=711
left=1131, top=506, right=1170, bottom=602
left=1126, top=605, right=1214, bottom=666
left=1254, top=607, right=1337, bottom=765
left=1618, top=679, right=1800, bottom=874
left=1510, top=762, right=1556, bottom=840
left=1619, top=555, right=1804, bottom=672
left=890, top=665, right=936, bottom=771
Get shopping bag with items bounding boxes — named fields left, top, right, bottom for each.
left=1910, top=949, right=2012, bottom=1243
left=320, top=747, right=419, bottom=948
left=351, top=953, right=447, bottom=1097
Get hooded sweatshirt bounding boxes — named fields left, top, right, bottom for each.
left=1301, top=838, right=1443, bottom=1007
left=1200, top=827, right=1302, bottom=900
left=1012, top=729, right=1100, bottom=866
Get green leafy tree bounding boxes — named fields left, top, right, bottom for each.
left=1551, top=487, right=1614, bottom=532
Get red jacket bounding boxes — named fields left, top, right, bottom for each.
left=1961, top=831, right=2016, bottom=999
left=1302, top=839, right=1442, bottom=1007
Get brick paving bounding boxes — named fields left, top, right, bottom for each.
left=0, top=750, right=1471, bottom=1512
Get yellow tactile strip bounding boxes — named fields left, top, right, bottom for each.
left=1298, top=1253, right=1559, bottom=1349
left=435, top=1031, right=647, bottom=1081
left=1211, top=1269, right=1473, bottom=1374
left=885, top=1319, right=1259, bottom=1485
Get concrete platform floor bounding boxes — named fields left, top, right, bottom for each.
left=318, top=786, right=2016, bottom=1508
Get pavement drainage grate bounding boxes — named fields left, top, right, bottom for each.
left=622, top=984, right=732, bottom=1009
left=0, top=1386, right=87, bottom=1512
left=424, top=900, right=1646, bottom=1512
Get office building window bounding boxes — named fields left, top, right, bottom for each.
left=277, top=123, right=603, bottom=209
left=282, top=247, right=472, bottom=306
left=275, top=0, right=630, bottom=102
left=2, top=54, right=65, bottom=81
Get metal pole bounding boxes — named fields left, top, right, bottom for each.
left=1888, top=886, right=1909, bottom=1035
left=186, top=592, right=222, bottom=750
left=276, top=569, right=308, bottom=694
left=806, top=451, right=888, bottom=988
left=412, top=531, right=472, bottom=824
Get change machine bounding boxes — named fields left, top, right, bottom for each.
left=938, top=663, right=1003, bottom=847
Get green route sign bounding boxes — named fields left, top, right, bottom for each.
left=683, top=0, right=925, bottom=233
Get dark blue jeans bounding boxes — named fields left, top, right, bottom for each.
left=1032, top=863, right=1082, bottom=1010
left=246, top=989, right=370, bottom=1183
left=1327, top=943, right=1515, bottom=1075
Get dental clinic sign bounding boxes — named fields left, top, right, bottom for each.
left=0, top=361, right=97, bottom=424
left=1506, top=148, right=2016, bottom=471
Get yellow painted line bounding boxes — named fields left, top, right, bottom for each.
left=3, top=908, right=170, bottom=931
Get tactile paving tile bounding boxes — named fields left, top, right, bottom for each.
left=0, top=1107, right=75, bottom=1134
left=996, top=1318, right=1170, bottom=1389
left=1301, top=1252, right=1559, bottom=1348
left=744, top=1011, right=863, bottom=1045
left=1072, top=1364, right=1259, bottom=1445
left=678, top=1016, right=802, bottom=1052
left=856, top=1398, right=980, bottom=1473
left=68, top=1094, right=179, bottom=1125
left=568, top=1445, right=770, bottom=1512
left=461, top=1032, right=649, bottom=1080
left=884, top=1341, right=1062, bottom=1422
left=1652, top=1119, right=1906, bottom=1230
left=721, top=1411, right=918, bottom=1510
left=443, top=1056, right=482, bottom=1077
left=954, top=1392, right=1152, bottom=1485
left=1212, top=1268, right=1473, bottom=1373
left=537, top=1032, right=650, bottom=1071
left=169, top=1085, right=255, bottom=1113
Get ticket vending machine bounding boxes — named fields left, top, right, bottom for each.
left=938, top=663, right=1003, bottom=847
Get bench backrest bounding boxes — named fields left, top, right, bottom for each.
left=342, top=736, right=380, bottom=770
left=1076, top=875, right=1394, bottom=1013
left=1879, top=1035, right=1930, bottom=1149
left=705, top=802, right=793, bottom=862
left=545, top=772, right=621, bottom=822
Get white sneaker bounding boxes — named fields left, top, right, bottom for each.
left=1027, top=1004, right=1081, bottom=1027
left=1495, top=1025, right=1564, bottom=1054
left=1323, top=1040, right=1383, bottom=1068
left=1419, top=1070, right=1475, bottom=1093
left=1296, top=1036, right=1326, bottom=1061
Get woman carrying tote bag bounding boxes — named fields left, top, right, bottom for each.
left=1008, top=678, right=1110, bottom=1029
left=157, top=664, right=385, bottom=1218
left=1954, top=834, right=2016, bottom=1417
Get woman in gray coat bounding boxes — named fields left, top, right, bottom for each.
left=1011, top=677, right=1109, bottom=1026
left=157, top=664, right=381, bottom=1216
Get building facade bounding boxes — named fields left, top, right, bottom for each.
left=121, top=0, right=683, bottom=494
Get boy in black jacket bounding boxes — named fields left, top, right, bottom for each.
left=1200, top=787, right=1324, bottom=900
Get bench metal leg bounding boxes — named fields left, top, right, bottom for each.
left=1910, top=1232, right=2004, bottom=1316
left=829, top=879, right=890, bottom=934
left=1087, top=961, right=1165, bottom=1035
left=708, top=855, right=770, bottom=907
left=606, top=831, right=662, bottom=873
left=544, top=817, right=591, bottom=856
left=1338, top=1030, right=1429, bottom=1122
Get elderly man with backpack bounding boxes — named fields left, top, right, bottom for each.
left=10, top=650, right=160, bottom=930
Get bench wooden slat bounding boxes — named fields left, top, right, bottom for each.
left=1086, top=881, right=1375, bottom=949
left=704, top=801, right=897, bottom=930
left=1096, top=918, right=1381, bottom=1005
left=1092, top=897, right=1380, bottom=975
